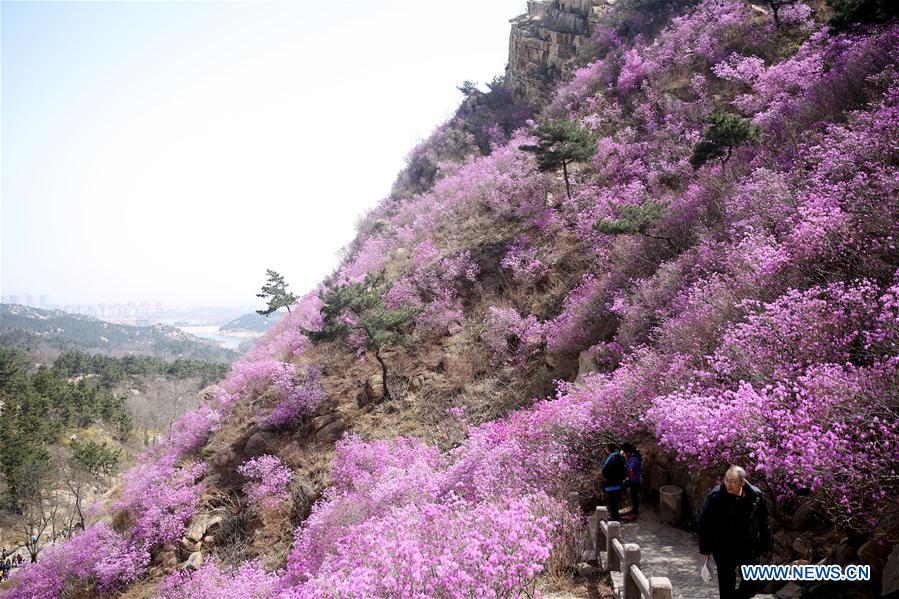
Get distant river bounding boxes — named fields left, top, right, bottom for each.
left=177, top=326, right=258, bottom=351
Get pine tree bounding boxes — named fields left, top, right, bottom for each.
left=256, top=269, right=298, bottom=316
left=690, top=110, right=760, bottom=169
left=520, top=116, right=598, bottom=201
left=306, top=273, right=419, bottom=400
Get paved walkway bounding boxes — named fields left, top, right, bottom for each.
left=589, top=508, right=776, bottom=599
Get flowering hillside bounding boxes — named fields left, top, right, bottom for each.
left=4, top=0, right=897, bottom=597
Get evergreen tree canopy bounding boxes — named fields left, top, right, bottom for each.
left=690, top=110, right=760, bottom=168
left=520, top=116, right=598, bottom=200
left=307, top=273, right=419, bottom=399
left=257, top=269, right=298, bottom=316
left=70, top=439, right=121, bottom=477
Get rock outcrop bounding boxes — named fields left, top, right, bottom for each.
left=505, top=0, right=606, bottom=105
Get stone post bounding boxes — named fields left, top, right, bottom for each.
left=623, top=543, right=642, bottom=599
left=607, top=521, right=621, bottom=571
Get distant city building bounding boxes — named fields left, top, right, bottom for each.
left=40, top=294, right=49, bottom=307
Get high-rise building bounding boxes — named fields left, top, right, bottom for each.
left=40, top=294, right=49, bottom=307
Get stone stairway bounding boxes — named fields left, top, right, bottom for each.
left=588, top=508, right=777, bottom=599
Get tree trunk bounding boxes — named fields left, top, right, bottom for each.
left=562, top=160, right=572, bottom=201
left=374, top=346, right=390, bottom=400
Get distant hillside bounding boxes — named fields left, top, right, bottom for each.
left=0, top=304, right=237, bottom=362
left=218, top=310, right=285, bottom=333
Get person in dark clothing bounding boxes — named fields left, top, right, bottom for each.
left=602, top=442, right=627, bottom=521
left=621, top=443, right=643, bottom=521
left=699, top=465, right=772, bottom=599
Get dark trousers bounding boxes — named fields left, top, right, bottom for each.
left=713, top=552, right=761, bottom=599
left=629, top=481, right=640, bottom=516
left=607, top=488, right=623, bottom=521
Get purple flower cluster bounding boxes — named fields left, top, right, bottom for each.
left=482, top=306, right=544, bottom=364
left=238, top=454, right=294, bottom=513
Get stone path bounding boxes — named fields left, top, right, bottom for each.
left=590, top=508, right=776, bottom=599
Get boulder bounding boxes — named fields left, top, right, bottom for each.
left=185, top=513, right=224, bottom=542
left=357, top=376, right=384, bottom=407
left=858, top=538, right=890, bottom=571
left=575, top=562, right=598, bottom=577
left=291, top=475, right=318, bottom=521
left=316, top=419, right=346, bottom=443
left=791, top=499, right=824, bottom=532
left=827, top=541, right=856, bottom=567
left=179, top=537, right=199, bottom=554
left=575, top=349, right=600, bottom=383
left=311, top=413, right=340, bottom=431
left=882, top=544, right=899, bottom=596
left=181, top=551, right=203, bottom=571
left=243, top=431, right=272, bottom=457
left=198, top=385, right=220, bottom=403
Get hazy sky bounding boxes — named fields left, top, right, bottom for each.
left=2, top=0, right=526, bottom=307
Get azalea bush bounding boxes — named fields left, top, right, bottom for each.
left=5, top=523, right=149, bottom=598
left=238, top=454, right=294, bottom=516
left=482, top=306, right=544, bottom=364
left=10, top=0, right=899, bottom=596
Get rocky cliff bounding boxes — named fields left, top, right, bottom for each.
left=505, top=0, right=605, bottom=104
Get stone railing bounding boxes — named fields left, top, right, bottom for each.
left=570, top=492, right=674, bottom=599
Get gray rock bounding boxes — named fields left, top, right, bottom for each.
left=291, top=475, right=317, bottom=520
left=882, top=544, right=899, bottom=596
left=791, top=499, right=824, bottom=531
left=858, top=538, right=889, bottom=570
left=575, top=562, right=598, bottom=577
left=357, top=377, right=384, bottom=407
left=775, top=582, right=804, bottom=599
left=181, top=551, right=203, bottom=571
left=311, top=413, right=340, bottom=431
left=576, top=349, right=600, bottom=383
left=243, top=431, right=272, bottom=457
left=316, top=419, right=346, bottom=443
left=198, top=385, right=220, bottom=403
left=828, top=541, right=856, bottom=567
left=186, top=514, right=223, bottom=541
left=179, top=536, right=199, bottom=554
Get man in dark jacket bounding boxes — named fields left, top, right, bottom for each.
left=699, top=465, right=772, bottom=599
left=602, top=442, right=627, bottom=521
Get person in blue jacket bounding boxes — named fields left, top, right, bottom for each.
left=621, top=442, right=642, bottom=521
left=601, top=442, right=627, bottom=521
